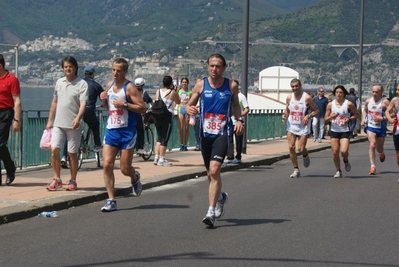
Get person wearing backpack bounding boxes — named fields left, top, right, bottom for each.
left=153, top=76, right=180, bottom=166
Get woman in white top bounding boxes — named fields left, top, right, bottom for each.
left=325, top=85, right=359, bottom=178
left=153, top=76, right=180, bottom=166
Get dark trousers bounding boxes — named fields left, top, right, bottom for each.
left=136, top=113, right=144, bottom=149
left=226, top=131, right=243, bottom=160
left=0, top=108, right=16, bottom=175
left=194, top=115, right=201, bottom=147
left=83, top=109, right=101, bottom=146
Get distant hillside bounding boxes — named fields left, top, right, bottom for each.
left=0, top=0, right=272, bottom=44
left=202, top=0, right=399, bottom=44
left=265, top=0, right=319, bottom=12
left=0, top=0, right=317, bottom=47
left=5, top=0, right=399, bottom=87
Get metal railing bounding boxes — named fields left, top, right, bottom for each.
left=8, top=109, right=285, bottom=169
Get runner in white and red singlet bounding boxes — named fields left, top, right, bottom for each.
left=282, top=79, right=319, bottom=179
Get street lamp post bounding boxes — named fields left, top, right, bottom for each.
left=357, top=0, right=364, bottom=133
left=242, top=0, right=249, bottom=154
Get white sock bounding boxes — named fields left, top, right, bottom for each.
left=159, top=157, right=165, bottom=162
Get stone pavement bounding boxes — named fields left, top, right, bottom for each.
left=0, top=135, right=367, bottom=224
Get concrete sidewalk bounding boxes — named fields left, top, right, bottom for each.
left=0, top=135, right=367, bottom=224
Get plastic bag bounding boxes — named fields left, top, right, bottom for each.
left=39, top=128, right=52, bottom=150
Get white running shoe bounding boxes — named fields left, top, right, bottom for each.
left=132, top=171, right=142, bottom=197
left=334, top=171, right=342, bottom=178
left=303, top=154, right=310, bottom=168
left=157, top=160, right=172, bottom=167
left=215, top=192, right=228, bottom=218
left=101, top=199, right=117, bottom=212
left=136, top=149, right=146, bottom=155
left=290, top=169, right=300, bottom=178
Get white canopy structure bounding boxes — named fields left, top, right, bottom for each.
left=258, top=66, right=299, bottom=102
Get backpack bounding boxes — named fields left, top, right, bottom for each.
left=151, top=89, right=172, bottom=119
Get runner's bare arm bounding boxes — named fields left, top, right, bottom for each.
left=125, top=83, right=146, bottom=114
left=386, top=97, right=397, bottom=124
left=187, top=79, right=203, bottom=116
left=347, top=102, right=360, bottom=124
left=172, top=90, right=181, bottom=105
left=302, top=95, right=319, bottom=126
left=100, top=81, right=112, bottom=110
left=281, top=95, right=291, bottom=121
left=324, top=102, right=333, bottom=123
left=361, top=99, right=370, bottom=126
left=307, top=95, right=319, bottom=118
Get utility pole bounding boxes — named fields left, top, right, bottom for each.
left=357, top=0, right=364, bottom=133
left=242, top=0, right=249, bottom=154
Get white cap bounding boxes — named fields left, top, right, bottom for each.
left=134, top=77, right=145, bottom=86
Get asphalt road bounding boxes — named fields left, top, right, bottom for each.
left=1, top=142, right=399, bottom=267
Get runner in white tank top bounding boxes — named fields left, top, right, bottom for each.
left=282, top=79, right=319, bottom=179
left=361, top=83, right=390, bottom=175
left=99, top=58, right=147, bottom=212
left=325, top=85, right=359, bottom=178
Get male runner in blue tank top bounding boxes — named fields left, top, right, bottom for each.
left=99, top=58, right=146, bottom=212
left=187, top=54, right=244, bottom=227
